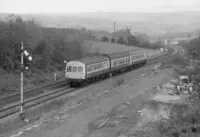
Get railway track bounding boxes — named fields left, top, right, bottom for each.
left=0, top=86, right=75, bottom=119
left=0, top=47, right=175, bottom=119
left=0, top=80, right=68, bottom=108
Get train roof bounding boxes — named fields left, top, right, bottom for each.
left=70, top=49, right=147, bottom=65
left=74, top=55, right=109, bottom=65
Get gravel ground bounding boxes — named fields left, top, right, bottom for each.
left=3, top=67, right=173, bottom=137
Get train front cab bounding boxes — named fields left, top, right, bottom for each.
left=65, top=61, right=85, bottom=86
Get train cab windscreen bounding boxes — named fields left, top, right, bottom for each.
left=67, top=66, right=83, bottom=72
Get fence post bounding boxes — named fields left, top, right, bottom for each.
left=109, top=73, right=112, bottom=88
left=54, top=73, right=57, bottom=81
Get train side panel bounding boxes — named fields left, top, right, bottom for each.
left=107, top=51, right=131, bottom=71
left=110, top=56, right=130, bottom=71
left=130, top=52, right=147, bottom=66
left=86, top=60, right=110, bottom=78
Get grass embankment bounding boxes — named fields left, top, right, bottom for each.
left=0, top=68, right=64, bottom=97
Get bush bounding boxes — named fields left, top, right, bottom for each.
left=111, top=37, right=115, bottom=43
left=157, top=103, right=200, bottom=137
left=186, top=36, right=200, bottom=60
left=0, top=73, right=20, bottom=94
left=140, top=41, right=163, bottom=49
left=115, top=79, right=124, bottom=87
left=160, top=55, right=189, bottom=70
left=117, top=37, right=125, bottom=44
left=102, top=36, right=109, bottom=42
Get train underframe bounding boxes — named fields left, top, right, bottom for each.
left=68, top=60, right=147, bottom=87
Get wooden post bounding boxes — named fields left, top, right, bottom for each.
left=109, top=73, right=112, bottom=88
left=54, top=73, right=57, bottom=81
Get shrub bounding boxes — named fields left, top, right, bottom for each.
left=115, top=79, right=125, bottom=87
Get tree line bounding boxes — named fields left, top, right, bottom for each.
left=99, top=33, right=163, bottom=49
left=0, top=15, right=94, bottom=73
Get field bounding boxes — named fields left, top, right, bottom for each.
left=83, top=41, right=143, bottom=54
left=83, top=40, right=162, bottom=60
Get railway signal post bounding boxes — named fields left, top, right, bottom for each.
left=20, top=41, right=32, bottom=116
left=20, top=41, right=24, bottom=114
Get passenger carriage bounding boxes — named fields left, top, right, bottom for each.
left=106, top=51, right=130, bottom=73
left=130, top=51, right=147, bottom=67
left=65, top=55, right=110, bottom=86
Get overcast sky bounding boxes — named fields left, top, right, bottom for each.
left=0, top=0, right=200, bottom=13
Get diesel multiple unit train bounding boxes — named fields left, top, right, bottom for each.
left=65, top=50, right=148, bottom=87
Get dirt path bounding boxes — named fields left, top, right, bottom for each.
left=5, top=68, right=172, bottom=137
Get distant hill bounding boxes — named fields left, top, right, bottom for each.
left=1, top=11, right=200, bottom=38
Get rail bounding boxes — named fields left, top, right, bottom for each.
left=0, top=79, right=66, bottom=100
left=0, top=86, right=72, bottom=119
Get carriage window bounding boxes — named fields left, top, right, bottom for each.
left=126, top=59, right=129, bottom=63
left=91, top=65, right=94, bottom=70
left=113, top=61, right=117, bottom=67
left=72, top=66, right=77, bottom=72
left=104, top=62, right=108, bottom=67
left=78, top=66, right=83, bottom=72
left=100, top=63, right=103, bottom=68
left=87, top=66, right=91, bottom=72
left=67, top=66, right=72, bottom=72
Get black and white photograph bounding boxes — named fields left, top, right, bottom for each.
left=0, top=0, right=200, bottom=137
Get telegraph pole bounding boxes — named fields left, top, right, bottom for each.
left=20, top=41, right=24, bottom=114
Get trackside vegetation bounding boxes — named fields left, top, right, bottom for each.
left=155, top=35, right=200, bottom=137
